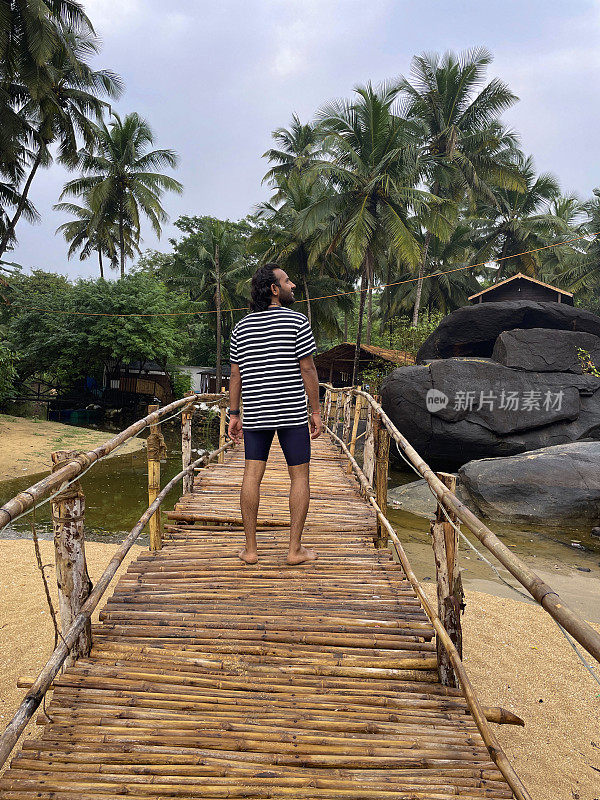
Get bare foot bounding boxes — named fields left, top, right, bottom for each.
left=286, top=546, right=318, bottom=565
left=238, top=548, right=258, bottom=564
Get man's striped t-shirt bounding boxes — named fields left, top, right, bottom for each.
left=229, top=306, right=317, bottom=429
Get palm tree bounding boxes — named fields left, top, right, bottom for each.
left=253, top=172, right=335, bottom=325
left=472, top=155, right=569, bottom=277
left=60, top=112, right=183, bottom=277
left=397, top=47, right=522, bottom=325
left=55, top=197, right=137, bottom=278
left=302, top=82, right=436, bottom=384
left=0, top=28, right=122, bottom=257
left=0, top=1, right=92, bottom=71
left=262, top=114, right=319, bottom=183
left=165, top=218, right=250, bottom=387
left=0, top=4, right=94, bottom=250
left=557, top=189, right=600, bottom=309
left=383, top=222, right=482, bottom=320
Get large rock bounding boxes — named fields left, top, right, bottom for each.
left=492, top=328, right=600, bottom=373
left=417, top=301, right=600, bottom=362
left=458, top=442, right=600, bottom=525
left=389, top=476, right=472, bottom=519
left=381, top=358, right=600, bottom=468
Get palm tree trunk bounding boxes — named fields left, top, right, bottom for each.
left=387, top=261, right=392, bottom=346
left=343, top=312, right=348, bottom=342
left=0, top=148, right=44, bottom=257
left=366, top=283, right=373, bottom=345
left=118, top=208, right=125, bottom=279
left=411, top=230, right=431, bottom=328
left=215, top=243, right=222, bottom=391
left=98, top=249, right=104, bottom=280
left=352, top=253, right=370, bottom=386
left=302, top=274, right=312, bottom=326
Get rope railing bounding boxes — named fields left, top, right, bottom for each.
left=320, top=382, right=600, bottom=665
left=0, top=392, right=232, bottom=769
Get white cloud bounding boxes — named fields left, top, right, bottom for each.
left=266, top=0, right=393, bottom=80
left=83, top=0, right=143, bottom=33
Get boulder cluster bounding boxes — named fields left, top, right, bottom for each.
left=381, top=300, right=600, bottom=525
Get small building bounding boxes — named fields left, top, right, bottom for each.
left=178, top=365, right=231, bottom=394
left=314, top=343, right=414, bottom=387
left=468, top=273, right=574, bottom=306
left=103, top=361, right=174, bottom=404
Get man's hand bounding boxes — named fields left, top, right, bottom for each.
left=228, top=415, right=243, bottom=444
left=309, top=411, right=323, bottom=439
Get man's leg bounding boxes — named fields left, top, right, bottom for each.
left=286, top=461, right=317, bottom=565
left=239, top=459, right=267, bottom=564
left=277, top=426, right=317, bottom=565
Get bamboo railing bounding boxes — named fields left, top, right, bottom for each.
left=0, top=392, right=231, bottom=769
left=321, top=382, right=600, bottom=665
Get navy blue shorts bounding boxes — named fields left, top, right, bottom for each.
left=244, top=425, right=310, bottom=466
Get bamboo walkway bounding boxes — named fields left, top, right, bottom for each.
left=1, top=436, right=514, bottom=799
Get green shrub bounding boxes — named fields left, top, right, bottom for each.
left=171, top=368, right=193, bottom=399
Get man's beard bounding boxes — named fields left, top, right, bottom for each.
left=280, top=291, right=295, bottom=307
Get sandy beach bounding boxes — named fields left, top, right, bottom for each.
left=0, top=414, right=145, bottom=481
left=0, top=538, right=598, bottom=799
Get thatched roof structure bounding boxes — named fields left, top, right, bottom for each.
left=314, top=343, right=414, bottom=385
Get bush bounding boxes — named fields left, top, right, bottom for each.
left=0, top=342, right=16, bottom=403
left=171, top=368, right=193, bottom=399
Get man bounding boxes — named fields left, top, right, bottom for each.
left=228, top=263, right=323, bottom=565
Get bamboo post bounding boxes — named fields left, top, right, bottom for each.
left=328, top=390, right=336, bottom=436
left=347, top=387, right=362, bottom=474
left=0, top=439, right=234, bottom=773
left=362, top=404, right=376, bottom=489
left=333, top=390, right=343, bottom=437
left=374, top=420, right=390, bottom=548
left=147, top=403, right=166, bottom=551
left=181, top=391, right=194, bottom=495
left=431, top=472, right=465, bottom=687
left=342, top=390, right=352, bottom=445
left=219, top=386, right=227, bottom=464
left=50, top=450, right=92, bottom=667
left=322, top=388, right=330, bottom=426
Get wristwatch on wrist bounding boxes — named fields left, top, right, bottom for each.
left=229, top=409, right=240, bottom=416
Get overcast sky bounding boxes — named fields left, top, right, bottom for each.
left=11, top=0, right=600, bottom=280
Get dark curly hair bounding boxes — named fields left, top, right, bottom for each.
left=250, top=263, right=280, bottom=312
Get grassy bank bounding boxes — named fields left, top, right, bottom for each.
left=0, top=413, right=144, bottom=482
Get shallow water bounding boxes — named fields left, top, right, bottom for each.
left=388, top=467, right=600, bottom=623
left=0, top=420, right=219, bottom=544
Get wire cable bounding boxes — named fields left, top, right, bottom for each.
left=3, top=229, right=598, bottom=318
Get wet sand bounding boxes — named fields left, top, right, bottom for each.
left=0, top=538, right=598, bottom=797
left=0, top=413, right=144, bottom=481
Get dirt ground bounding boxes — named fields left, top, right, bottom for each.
left=0, top=539, right=598, bottom=799
left=423, top=585, right=600, bottom=800
left=0, top=413, right=144, bottom=481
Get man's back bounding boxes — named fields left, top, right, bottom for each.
left=230, top=306, right=316, bottom=429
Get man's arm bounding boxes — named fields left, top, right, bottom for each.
left=299, top=354, right=323, bottom=439
left=227, top=363, right=243, bottom=443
